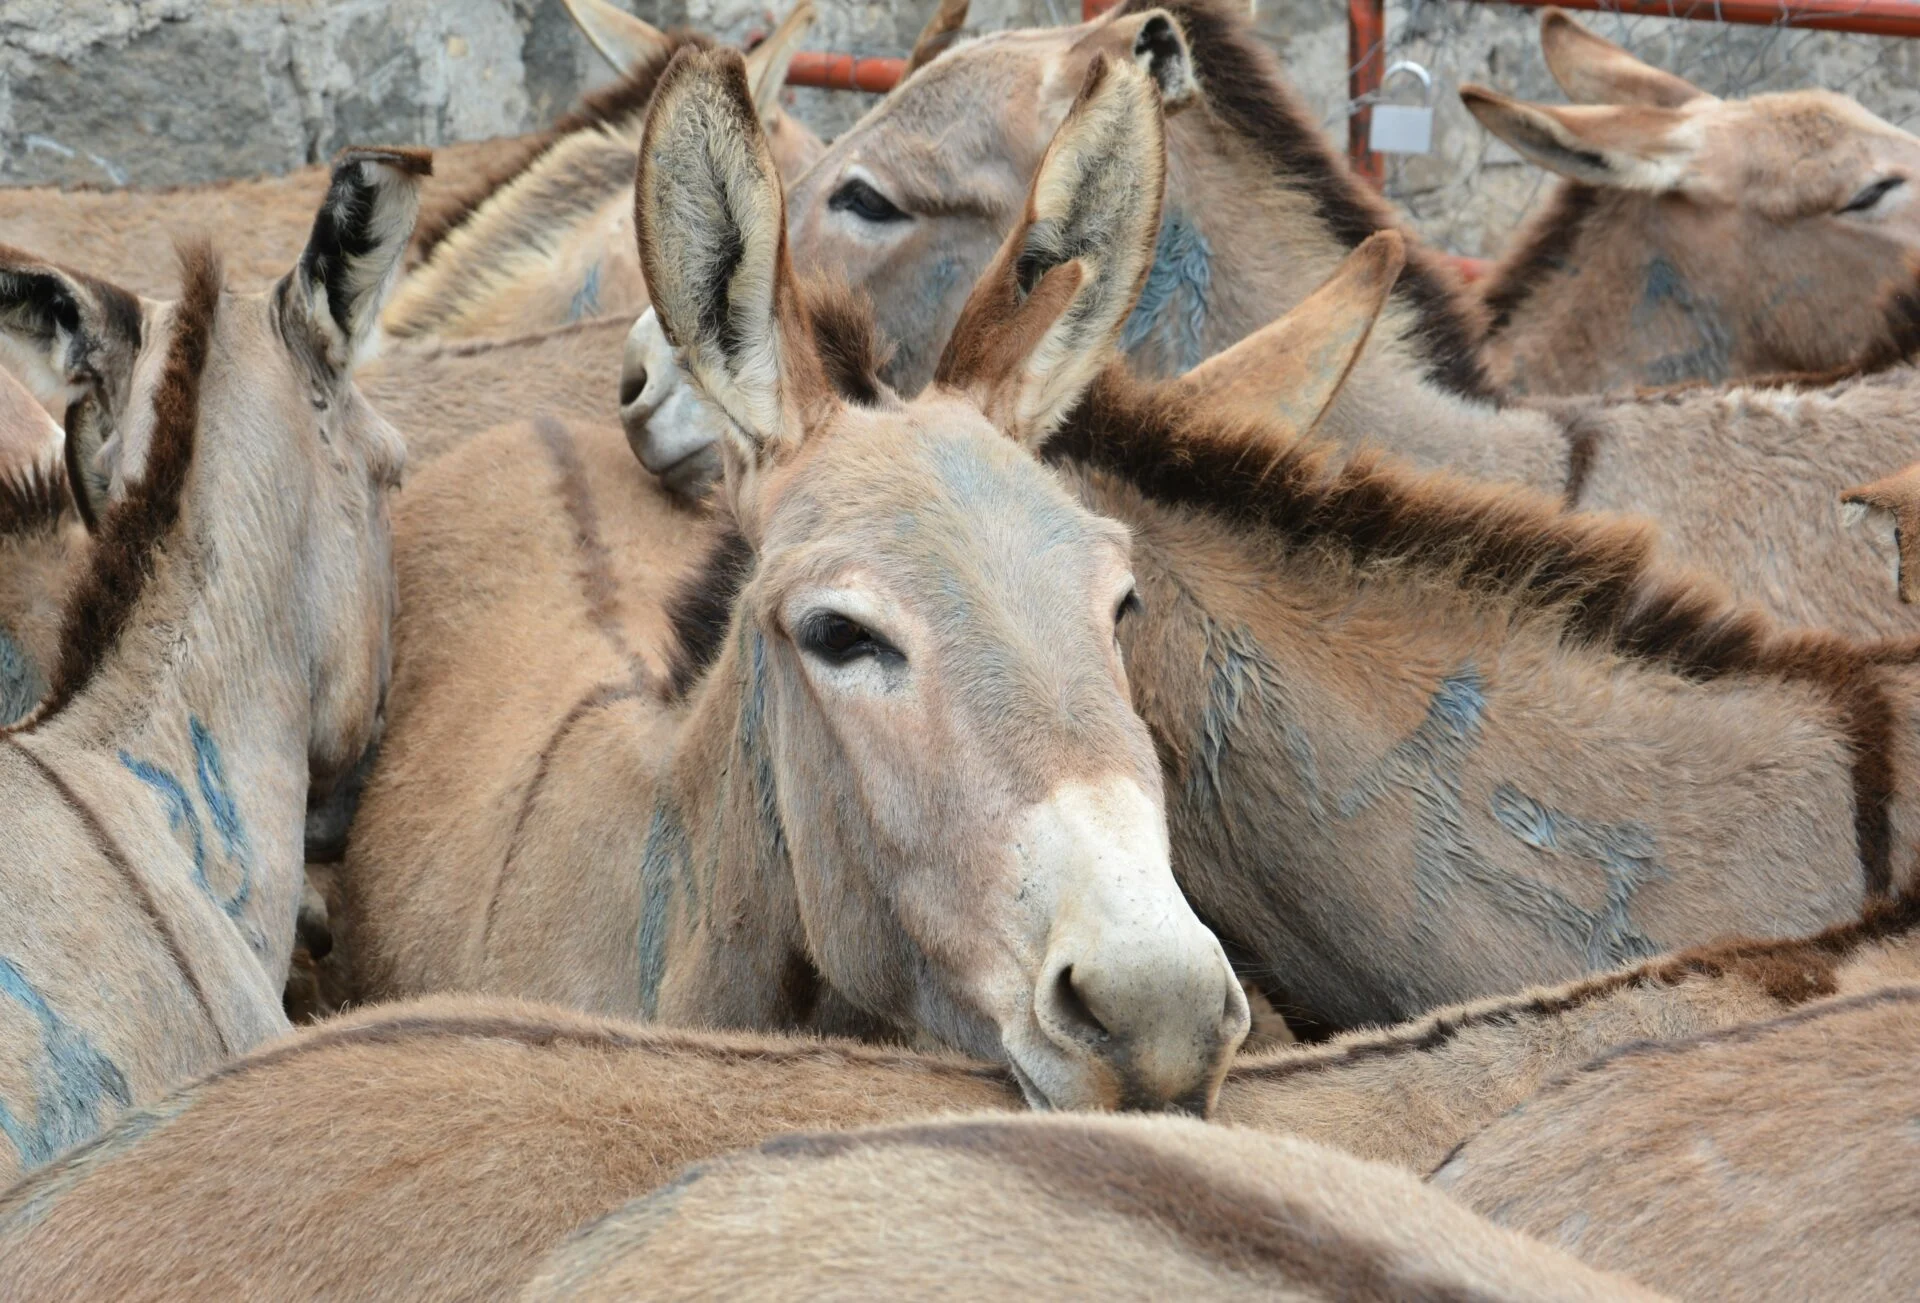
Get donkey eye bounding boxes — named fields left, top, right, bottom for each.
left=800, top=612, right=899, bottom=666
left=1114, top=589, right=1143, bottom=627
left=1839, top=177, right=1904, bottom=214
left=828, top=178, right=909, bottom=224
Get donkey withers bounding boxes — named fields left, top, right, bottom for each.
left=348, top=51, right=1245, bottom=1113
left=0, top=149, right=416, bottom=1180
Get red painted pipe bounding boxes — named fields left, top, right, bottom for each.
left=1466, top=0, right=1920, bottom=41
left=1083, top=0, right=1124, bottom=18
left=784, top=51, right=908, bottom=92
left=1347, top=0, right=1387, bottom=187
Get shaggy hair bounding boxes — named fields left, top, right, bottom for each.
left=0, top=459, right=69, bottom=536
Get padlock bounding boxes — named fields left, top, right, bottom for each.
left=1368, top=60, right=1434, bottom=156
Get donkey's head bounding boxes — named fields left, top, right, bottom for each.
left=640, top=48, right=1245, bottom=1111
left=0, top=149, right=418, bottom=787
left=1467, top=8, right=1920, bottom=376
left=784, top=0, right=1195, bottom=390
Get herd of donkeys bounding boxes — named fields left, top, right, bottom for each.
left=2, top=0, right=1920, bottom=1295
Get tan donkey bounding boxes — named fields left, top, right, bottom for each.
left=1472, top=9, right=1920, bottom=395
left=382, top=0, right=825, bottom=342
left=6, top=904, right=1916, bottom=1297
left=0, top=148, right=418, bottom=1181
left=350, top=51, right=1247, bottom=1109
left=1435, top=984, right=1920, bottom=1302
left=523, top=1115, right=1662, bottom=1302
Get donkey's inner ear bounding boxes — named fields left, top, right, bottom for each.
left=1120, top=10, right=1196, bottom=113
left=286, top=147, right=431, bottom=374
left=934, top=55, right=1166, bottom=447
left=636, top=46, right=826, bottom=470
left=1460, top=86, right=1698, bottom=193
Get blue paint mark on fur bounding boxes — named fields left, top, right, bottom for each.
left=0, top=628, right=42, bottom=726
left=1194, top=630, right=1668, bottom=959
left=1490, top=784, right=1667, bottom=966
left=569, top=262, right=603, bottom=322
left=0, top=958, right=130, bottom=1171
left=1120, top=209, right=1212, bottom=374
left=634, top=803, right=688, bottom=1021
left=1634, top=255, right=1733, bottom=386
left=120, top=717, right=264, bottom=959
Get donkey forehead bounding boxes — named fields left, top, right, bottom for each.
left=765, top=399, right=1129, bottom=592
left=1716, top=92, right=1913, bottom=166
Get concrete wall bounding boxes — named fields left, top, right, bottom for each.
left=5, top=1, right=1917, bottom=256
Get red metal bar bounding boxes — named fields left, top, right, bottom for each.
left=1348, top=0, right=1387, bottom=187
left=1083, top=0, right=1124, bottom=18
left=784, top=51, right=907, bottom=92
left=1464, top=0, right=1920, bottom=40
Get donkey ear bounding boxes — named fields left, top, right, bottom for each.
left=1180, top=231, right=1403, bottom=440
left=1539, top=8, right=1708, bottom=109
left=561, top=0, right=674, bottom=74
left=1461, top=86, right=1698, bottom=192
left=637, top=47, right=828, bottom=481
left=904, top=0, right=968, bottom=78
left=745, top=1, right=816, bottom=117
left=1843, top=463, right=1920, bottom=604
left=0, top=361, right=68, bottom=536
left=1084, top=8, right=1196, bottom=114
left=287, top=147, right=431, bottom=372
left=934, top=56, right=1165, bottom=447
left=0, top=246, right=142, bottom=410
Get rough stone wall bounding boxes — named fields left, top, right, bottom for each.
left=4, top=0, right=1917, bottom=257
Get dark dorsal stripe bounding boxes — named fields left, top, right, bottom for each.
left=1049, top=368, right=1909, bottom=892
left=13, top=242, right=220, bottom=730
left=1126, top=0, right=1495, bottom=402
left=0, top=459, right=69, bottom=536
left=1478, top=183, right=1599, bottom=336
left=1236, top=893, right=1920, bottom=1085
left=412, top=31, right=709, bottom=259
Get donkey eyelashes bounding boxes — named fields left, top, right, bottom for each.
left=798, top=611, right=904, bottom=666
left=1840, top=176, right=1906, bottom=215
left=828, top=177, right=910, bottom=225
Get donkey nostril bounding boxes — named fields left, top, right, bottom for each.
left=1051, top=965, right=1112, bottom=1044
left=618, top=365, right=648, bottom=409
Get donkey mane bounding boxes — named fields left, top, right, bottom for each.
left=1238, top=893, right=1920, bottom=1087
left=0, top=458, right=68, bottom=536
left=1478, top=184, right=1598, bottom=336
left=1050, top=367, right=1915, bottom=893
left=19, top=242, right=220, bottom=728
left=1128, top=0, right=1494, bottom=401
left=413, top=31, right=708, bottom=258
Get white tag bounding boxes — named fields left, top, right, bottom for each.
left=1370, top=104, right=1434, bottom=155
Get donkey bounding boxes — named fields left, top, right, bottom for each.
left=1845, top=459, right=1920, bottom=604
left=1434, top=984, right=1920, bottom=1303
left=0, top=367, right=82, bottom=726
left=1182, top=320, right=1920, bottom=639
left=0, top=990, right=1667, bottom=1302
left=524, top=1115, right=1659, bottom=1303
left=1470, top=8, right=1920, bottom=395
left=381, top=0, right=824, bottom=342
left=0, top=148, right=417, bottom=1182
left=348, top=51, right=1246, bottom=1112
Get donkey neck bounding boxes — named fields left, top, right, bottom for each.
left=637, top=620, right=816, bottom=1031
left=1149, top=96, right=1560, bottom=483
left=22, top=336, right=316, bottom=971
left=1480, top=186, right=1742, bottom=395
